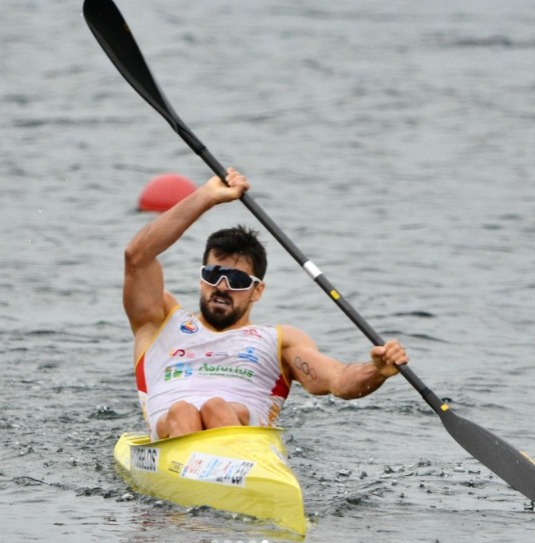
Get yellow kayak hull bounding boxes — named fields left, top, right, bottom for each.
left=114, top=426, right=307, bottom=536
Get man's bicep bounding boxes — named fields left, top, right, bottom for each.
left=292, top=350, right=344, bottom=395
left=282, top=327, right=343, bottom=395
left=123, top=260, right=167, bottom=331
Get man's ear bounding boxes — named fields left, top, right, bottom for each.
left=251, top=281, right=265, bottom=302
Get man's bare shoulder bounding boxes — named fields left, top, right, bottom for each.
left=132, top=292, right=179, bottom=361
left=279, top=324, right=317, bottom=350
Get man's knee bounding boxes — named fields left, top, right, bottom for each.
left=165, top=400, right=201, bottom=430
left=199, top=397, right=227, bottom=418
left=200, top=397, right=249, bottom=426
left=168, top=400, right=198, bottom=418
left=157, top=400, right=202, bottom=439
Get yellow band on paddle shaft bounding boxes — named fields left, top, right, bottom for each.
left=521, top=451, right=535, bottom=466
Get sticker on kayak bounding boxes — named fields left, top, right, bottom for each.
left=130, top=446, right=160, bottom=472
left=181, top=452, right=254, bottom=487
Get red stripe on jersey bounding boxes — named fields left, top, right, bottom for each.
left=135, top=353, right=147, bottom=393
left=271, top=373, right=290, bottom=399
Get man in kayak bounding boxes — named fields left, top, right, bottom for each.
left=124, top=168, right=409, bottom=441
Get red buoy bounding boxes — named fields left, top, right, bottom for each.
left=138, top=173, right=197, bottom=212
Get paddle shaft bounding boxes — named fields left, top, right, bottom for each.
left=83, top=0, right=535, bottom=502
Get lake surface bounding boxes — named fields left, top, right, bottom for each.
left=1, top=0, right=534, bottom=541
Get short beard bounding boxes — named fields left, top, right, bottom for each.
left=199, top=292, right=247, bottom=331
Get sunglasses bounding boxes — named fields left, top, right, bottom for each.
left=200, top=265, right=262, bottom=291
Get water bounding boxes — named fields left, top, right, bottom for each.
left=1, top=0, right=534, bottom=541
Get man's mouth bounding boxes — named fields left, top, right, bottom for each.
left=210, top=293, right=232, bottom=308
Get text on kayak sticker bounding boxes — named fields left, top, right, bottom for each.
left=181, top=452, right=254, bottom=487
left=131, top=446, right=160, bottom=472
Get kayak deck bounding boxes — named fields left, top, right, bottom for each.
left=114, top=426, right=307, bottom=536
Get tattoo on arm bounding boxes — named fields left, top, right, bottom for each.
left=293, top=356, right=317, bottom=381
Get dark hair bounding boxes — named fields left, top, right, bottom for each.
left=202, top=225, right=267, bottom=279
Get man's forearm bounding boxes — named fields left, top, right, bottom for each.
left=332, top=362, right=389, bottom=400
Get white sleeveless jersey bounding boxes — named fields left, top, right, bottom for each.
left=135, top=306, right=291, bottom=438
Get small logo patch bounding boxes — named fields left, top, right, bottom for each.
left=180, top=320, right=198, bottom=334
left=168, top=460, right=184, bottom=474
left=164, top=362, right=193, bottom=381
left=238, top=346, right=259, bottom=363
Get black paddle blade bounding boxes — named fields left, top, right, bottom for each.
left=403, top=365, right=535, bottom=502
left=439, top=407, right=535, bottom=501
left=83, top=0, right=205, bottom=155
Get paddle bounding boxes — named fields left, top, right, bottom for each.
left=83, top=0, right=535, bottom=502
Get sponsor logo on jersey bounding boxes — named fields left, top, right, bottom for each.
left=198, top=362, right=254, bottom=381
left=169, top=348, right=195, bottom=358
left=180, top=320, right=198, bottom=334
left=238, top=346, right=259, bottom=363
left=164, top=361, right=194, bottom=381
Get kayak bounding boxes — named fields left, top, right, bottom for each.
left=114, top=426, right=307, bottom=536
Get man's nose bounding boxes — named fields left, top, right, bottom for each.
left=217, top=276, right=231, bottom=290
